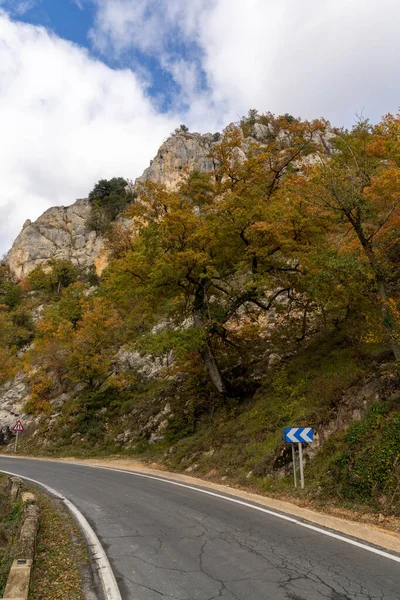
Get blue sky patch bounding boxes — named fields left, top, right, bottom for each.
left=3, top=1, right=95, bottom=47
left=1, top=0, right=209, bottom=113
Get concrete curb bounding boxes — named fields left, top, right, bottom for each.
left=3, top=481, right=39, bottom=600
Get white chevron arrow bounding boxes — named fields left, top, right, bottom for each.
left=300, top=427, right=313, bottom=442
left=286, top=429, right=298, bottom=443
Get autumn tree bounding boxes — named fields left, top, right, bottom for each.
left=104, top=223, right=134, bottom=259
left=114, top=173, right=232, bottom=394
left=113, top=116, right=332, bottom=396
left=0, top=309, right=18, bottom=383
left=28, top=259, right=78, bottom=294
left=66, top=298, right=123, bottom=388
left=300, top=117, right=400, bottom=359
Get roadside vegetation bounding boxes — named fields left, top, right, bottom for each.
left=0, top=476, right=23, bottom=596
left=0, top=475, right=93, bottom=600
left=28, top=485, right=92, bottom=600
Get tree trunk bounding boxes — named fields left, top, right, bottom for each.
left=203, top=340, right=227, bottom=394
left=193, top=310, right=227, bottom=394
left=193, top=285, right=228, bottom=395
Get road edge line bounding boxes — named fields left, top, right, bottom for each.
left=0, top=469, right=122, bottom=600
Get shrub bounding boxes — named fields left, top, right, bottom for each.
left=86, top=177, right=133, bottom=234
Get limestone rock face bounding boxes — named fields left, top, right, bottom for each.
left=0, top=373, right=30, bottom=432
left=7, top=199, right=106, bottom=280
left=6, top=132, right=219, bottom=280
left=6, top=125, right=335, bottom=281
left=136, top=131, right=218, bottom=190
left=114, top=347, right=175, bottom=379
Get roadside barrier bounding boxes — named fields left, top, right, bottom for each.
left=3, top=479, right=39, bottom=600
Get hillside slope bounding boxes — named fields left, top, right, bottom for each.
left=1, top=110, right=399, bottom=517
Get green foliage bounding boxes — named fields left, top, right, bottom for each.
left=86, top=177, right=133, bottom=233
left=0, top=478, right=23, bottom=596
left=175, top=124, right=189, bottom=133
left=319, top=403, right=400, bottom=510
left=10, top=307, right=34, bottom=349
left=49, top=259, right=78, bottom=291
left=283, top=113, right=298, bottom=123
left=0, top=266, right=21, bottom=310
left=239, top=109, right=259, bottom=136
left=84, top=264, right=100, bottom=287
left=47, top=283, right=86, bottom=327
left=28, top=260, right=78, bottom=294
left=137, top=327, right=206, bottom=361
left=28, top=265, right=50, bottom=291
left=2, top=283, right=22, bottom=309
left=88, top=177, right=128, bottom=202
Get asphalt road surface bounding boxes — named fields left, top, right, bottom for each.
left=0, top=457, right=398, bottom=600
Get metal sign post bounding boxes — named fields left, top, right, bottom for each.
left=11, top=420, right=24, bottom=453
left=298, top=442, right=305, bottom=489
left=291, top=444, right=297, bottom=488
left=283, top=427, right=314, bottom=489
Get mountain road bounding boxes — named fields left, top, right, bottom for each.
left=0, top=457, right=398, bottom=600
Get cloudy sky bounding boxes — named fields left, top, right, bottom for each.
left=0, top=0, right=399, bottom=255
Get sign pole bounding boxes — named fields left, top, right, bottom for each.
left=298, top=442, right=304, bottom=489
left=14, top=431, right=18, bottom=453
left=292, top=444, right=297, bottom=488
left=283, top=427, right=313, bottom=490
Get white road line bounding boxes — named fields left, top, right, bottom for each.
left=0, top=469, right=122, bottom=600
left=79, top=463, right=400, bottom=565
left=1, top=457, right=400, bottom=569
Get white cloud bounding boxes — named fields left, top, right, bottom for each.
left=90, top=0, right=400, bottom=126
left=197, top=0, right=400, bottom=124
left=88, top=0, right=232, bottom=128
left=89, top=0, right=212, bottom=56
left=2, top=1, right=400, bottom=256
left=0, top=0, right=38, bottom=16
left=0, top=11, right=183, bottom=256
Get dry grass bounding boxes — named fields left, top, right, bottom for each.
left=0, top=475, right=23, bottom=596
left=28, top=487, right=91, bottom=600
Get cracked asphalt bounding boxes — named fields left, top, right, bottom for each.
left=0, top=458, right=398, bottom=600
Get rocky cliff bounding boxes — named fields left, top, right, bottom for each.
left=6, top=131, right=220, bottom=280
left=6, top=199, right=107, bottom=280
left=136, top=131, right=218, bottom=189
left=5, top=124, right=331, bottom=280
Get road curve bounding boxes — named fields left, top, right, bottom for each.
left=0, top=457, right=398, bottom=600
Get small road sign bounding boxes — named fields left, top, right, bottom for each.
left=283, top=426, right=314, bottom=489
left=284, top=427, right=313, bottom=444
left=12, top=420, right=24, bottom=433
left=11, top=420, right=24, bottom=453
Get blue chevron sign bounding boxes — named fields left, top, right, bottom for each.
left=284, top=427, right=314, bottom=444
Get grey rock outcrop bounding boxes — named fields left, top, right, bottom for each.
left=115, top=347, right=175, bottom=379
left=6, top=125, right=335, bottom=281
left=7, top=199, right=107, bottom=280
left=0, top=373, right=31, bottom=443
left=135, top=131, right=218, bottom=190
left=6, top=132, right=219, bottom=280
